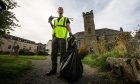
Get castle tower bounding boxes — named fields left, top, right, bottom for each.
left=83, top=10, right=97, bottom=53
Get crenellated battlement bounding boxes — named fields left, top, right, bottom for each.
left=83, top=10, right=93, bottom=16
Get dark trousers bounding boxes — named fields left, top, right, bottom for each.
left=51, top=37, right=66, bottom=71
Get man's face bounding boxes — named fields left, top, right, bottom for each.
left=57, top=7, right=63, bottom=15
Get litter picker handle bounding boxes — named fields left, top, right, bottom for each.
left=48, top=16, right=74, bottom=22
left=54, top=17, right=74, bottom=21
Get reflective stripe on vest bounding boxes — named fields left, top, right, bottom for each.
left=53, top=17, right=68, bottom=39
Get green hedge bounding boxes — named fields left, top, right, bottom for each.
left=19, top=49, right=35, bottom=55
left=37, top=51, right=48, bottom=56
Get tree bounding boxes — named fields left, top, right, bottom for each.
left=0, top=0, right=6, bottom=11
left=0, top=0, right=19, bottom=38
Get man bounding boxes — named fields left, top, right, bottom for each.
left=46, top=7, right=73, bottom=76
left=0, top=0, right=6, bottom=11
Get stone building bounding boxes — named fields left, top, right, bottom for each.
left=95, top=28, right=122, bottom=43
left=37, top=43, right=46, bottom=52
left=46, top=40, right=52, bottom=55
left=83, top=10, right=97, bottom=51
left=74, top=28, right=123, bottom=50
left=0, top=34, right=45, bottom=53
left=74, top=10, right=124, bottom=52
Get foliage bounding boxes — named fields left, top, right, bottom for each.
left=78, top=45, right=88, bottom=59
left=96, top=36, right=107, bottom=54
left=0, top=49, right=49, bottom=56
left=37, top=51, right=48, bottom=56
left=19, top=49, right=35, bottom=55
left=114, top=32, right=131, bottom=52
left=0, top=51, right=10, bottom=55
left=18, top=55, right=47, bottom=60
left=82, top=51, right=127, bottom=71
left=0, top=0, right=19, bottom=37
left=95, top=32, right=131, bottom=54
left=125, top=30, right=140, bottom=58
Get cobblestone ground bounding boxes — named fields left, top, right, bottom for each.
left=18, top=56, right=98, bottom=84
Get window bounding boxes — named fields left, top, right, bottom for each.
left=8, top=45, right=11, bottom=49
left=23, top=46, right=26, bottom=49
left=86, top=16, right=90, bottom=23
left=29, top=47, right=31, bottom=50
left=34, top=49, right=37, bottom=52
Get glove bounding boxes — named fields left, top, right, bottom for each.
left=69, top=32, right=73, bottom=37
left=48, top=16, right=54, bottom=23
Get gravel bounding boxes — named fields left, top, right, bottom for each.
left=18, top=56, right=98, bottom=84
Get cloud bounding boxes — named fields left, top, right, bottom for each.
left=11, top=0, right=55, bottom=43
left=10, top=0, right=140, bottom=44
left=95, top=0, right=140, bottom=31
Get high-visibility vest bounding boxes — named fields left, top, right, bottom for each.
left=53, top=16, right=68, bottom=39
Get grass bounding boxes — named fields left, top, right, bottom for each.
left=82, top=51, right=127, bottom=71
left=0, top=55, right=47, bottom=83
left=17, top=55, right=47, bottom=60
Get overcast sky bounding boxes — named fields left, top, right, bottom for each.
left=11, top=0, right=140, bottom=44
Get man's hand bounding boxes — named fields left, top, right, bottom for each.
left=48, top=16, right=54, bottom=23
left=48, top=16, right=54, bottom=29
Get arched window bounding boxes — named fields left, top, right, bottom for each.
left=86, top=16, right=90, bottom=23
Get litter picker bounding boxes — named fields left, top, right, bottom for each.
left=48, top=16, right=74, bottom=23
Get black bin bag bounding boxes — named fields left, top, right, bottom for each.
left=60, top=36, right=83, bottom=82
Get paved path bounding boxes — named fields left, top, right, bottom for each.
left=18, top=56, right=99, bottom=84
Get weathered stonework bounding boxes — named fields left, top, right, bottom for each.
left=0, top=34, right=46, bottom=53
left=83, top=10, right=97, bottom=52
left=107, top=57, right=140, bottom=82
